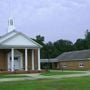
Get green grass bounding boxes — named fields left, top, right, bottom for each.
left=41, top=71, right=85, bottom=76
left=0, top=76, right=90, bottom=90
left=0, top=74, right=28, bottom=78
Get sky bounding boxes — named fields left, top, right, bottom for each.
left=0, top=0, right=90, bottom=43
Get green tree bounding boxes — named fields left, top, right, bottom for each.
left=35, top=35, right=45, bottom=45
left=85, top=29, right=90, bottom=49
left=74, top=39, right=87, bottom=50
left=34, top=35, right=45, bottom=58
left=74, top=29, right=90, bottom=50
left=34, top=30, right=90, bottom=59
left=54, top=39, right=73, bottom=55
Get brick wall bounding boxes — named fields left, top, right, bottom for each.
left=57, top=60, right=90, bottom=70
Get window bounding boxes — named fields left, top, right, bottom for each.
left=10, top=19, right=13, bottom=25
left=10, top=56, right=19, bottom=60
left=79, top=62, right=84, bottom=67
left=62, top=64, right=67, bottom=68
left=63, top=64, right=67, bottom=67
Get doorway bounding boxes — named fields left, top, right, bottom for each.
left=8, top=50, right=23, bottom=71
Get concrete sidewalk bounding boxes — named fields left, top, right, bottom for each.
left=0, top=72, right=90, bottom=82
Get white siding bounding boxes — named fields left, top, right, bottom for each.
left=2, top=34, right=37, bottom=46
left=0, top=32, right=16, bottom=43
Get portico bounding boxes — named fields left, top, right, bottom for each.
left=0, top=30, right=42, bottom=72
left=8, top=48, right=41, bottom=72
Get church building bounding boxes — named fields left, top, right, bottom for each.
left=0, top=18, right=42, bottom=73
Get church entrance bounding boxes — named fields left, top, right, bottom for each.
left=8, top=50, right=23, bottom=71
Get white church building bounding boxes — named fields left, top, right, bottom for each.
left=0, top=18, right=42, bottom=73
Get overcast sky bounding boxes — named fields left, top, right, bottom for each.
left=0, top=0, right=90, bottom=43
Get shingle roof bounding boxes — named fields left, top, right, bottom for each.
left=56, top=49, right=90, bottom=61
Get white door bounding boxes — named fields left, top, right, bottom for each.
left=8, top=50, right=23, bottom=71
left=14, top=56, right=21, bottom=70
left=8, top=56, right=22, bottom=71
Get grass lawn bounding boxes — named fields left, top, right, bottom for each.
left=41, top=71, right=85, bottom=76
left=0, top=71, right=85, bottom=78
left=0, top=76, right=90, bottom=90
left=0, top=74, right=28, bottom=78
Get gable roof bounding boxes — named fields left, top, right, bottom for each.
left=56, top=49, right=90, bottom=61
left=0, top=30, right=42, bottom=48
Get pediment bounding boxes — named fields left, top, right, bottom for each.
left=0, top=31, right=42, bottom=48
left=2, top=34, right=37, bottom=46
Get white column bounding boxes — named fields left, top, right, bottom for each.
left=38, top=48, right=41, bottom=70
left=20, top=56, right=23, bottom=70
left=25, top=48, right=28, bottom=71
left=11, top=48, right=14, bottom=72
left=32, top=49, right=34, bottom=70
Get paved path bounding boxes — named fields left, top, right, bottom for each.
left=0, top=71, right=90, bottom=82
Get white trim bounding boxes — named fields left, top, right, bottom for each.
left=38, top=48, right=41, bottom=70
left=32, top=49, right=34, bottom=70
left=11, top=48, right=14, bottom=72
left=25, top=48, right=28, bottom=71
left=0, top=31, right=16, bottom=43
left=21, top=56, right=23, bottom=70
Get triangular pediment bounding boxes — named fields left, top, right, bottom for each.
left=0, top=31, right=42, bottom=48
left=0, top=30, right=17, bottom=43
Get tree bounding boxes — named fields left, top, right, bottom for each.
left=74, top=39, right=87, bottom=50
left=54, top=39, right=73, bottom=55
left=74, top=30, right=90, bottom=50
left=85, top=29, right=90, bottom=49
left=34, top=35, right=45, bottom=58
left=35, top=35, right=45, bottom=45
left=33, top=29, right=90, bottom=59
left=45, top=42, right=55, bottom=58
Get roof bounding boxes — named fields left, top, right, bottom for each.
left=56, top=49, right=90, bottom=61
left=0, top=30, right=42, bottom=48
left=41, top=59, right=58, bottom=63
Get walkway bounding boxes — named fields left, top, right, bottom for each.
left=0, top=71, right=90, bottom=82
